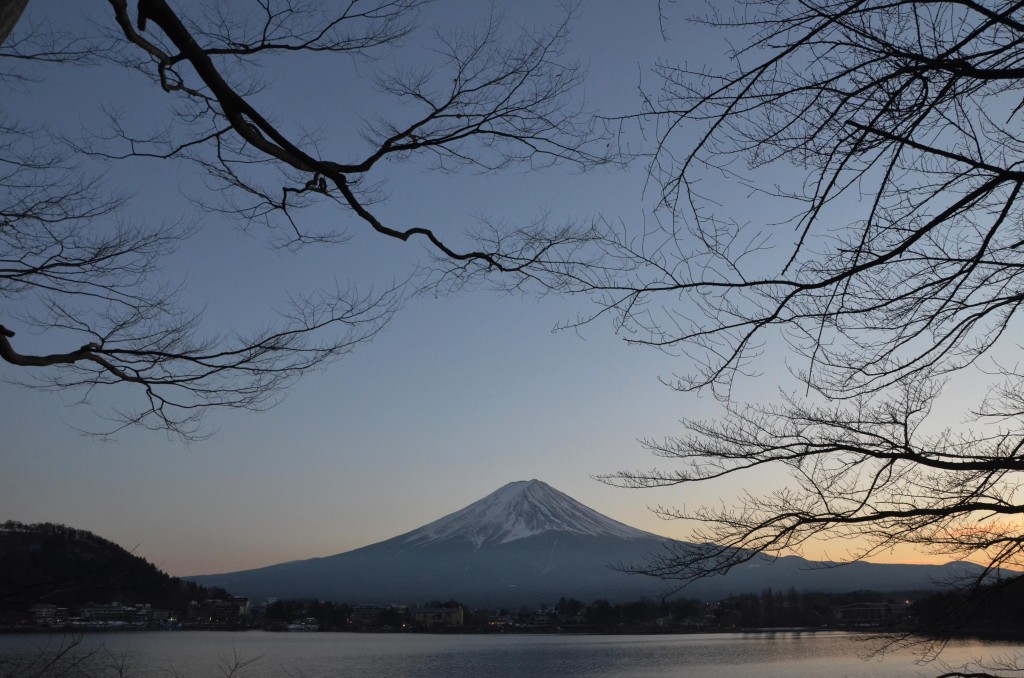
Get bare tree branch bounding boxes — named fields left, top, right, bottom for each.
left=599, top=3, right=1024, bottom=667
left=0, top=0, right=615, bottom=438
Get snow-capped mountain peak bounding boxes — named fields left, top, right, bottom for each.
left=401, top=479, right=654, bottom=548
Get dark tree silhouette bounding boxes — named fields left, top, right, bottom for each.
left=0, top=0, right=612, bottom=437
left=593, top=1, right=1024, bottom=664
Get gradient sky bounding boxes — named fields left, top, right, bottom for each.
left=1, top=1, right=966, bottom=576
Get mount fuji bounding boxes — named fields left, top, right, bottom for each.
left=188, top=480, right=992, bottom=605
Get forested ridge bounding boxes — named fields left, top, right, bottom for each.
left=0, top=521, right=225, bottom=620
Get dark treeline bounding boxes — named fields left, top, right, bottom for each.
left=714, top=589, right=910, bottom=629
left=912, top=575, right=1024, bottom=639
left=259, top=588, right=926, bottom=633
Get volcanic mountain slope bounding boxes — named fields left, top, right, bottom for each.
left=188, top=480, right=997, bottom=606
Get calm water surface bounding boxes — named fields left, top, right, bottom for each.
left=1, top=631, right=1020, bottom=677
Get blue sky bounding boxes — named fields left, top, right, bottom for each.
left=0, top=1, right=961, bottom=576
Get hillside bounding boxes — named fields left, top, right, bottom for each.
left=0, top=521, right=224, bottom=620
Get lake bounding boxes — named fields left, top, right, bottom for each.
left=0, top=631, right=1019, bottom=677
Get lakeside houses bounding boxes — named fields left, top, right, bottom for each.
left=19, top=599, right=249, bottom=630
left=27, top=601, right=172, bottom=629
left=9, top=590, right=920, bottom=634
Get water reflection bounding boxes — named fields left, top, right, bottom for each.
left=0, top=631, right=1017, bottom=678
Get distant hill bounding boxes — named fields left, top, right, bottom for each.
left=187, top=480, right=1004, bottom=606
left=0, top=521, right=225, bottom=617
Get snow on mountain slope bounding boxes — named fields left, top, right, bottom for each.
left=401, top=479, right=656, bottom=548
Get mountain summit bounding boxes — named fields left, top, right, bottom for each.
left=403, top=480, right=652, bottom=548
left=189, top=479, right=673, bottom=605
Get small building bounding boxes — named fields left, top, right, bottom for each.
left=79, top=602, right=135, bottom=624
left=188, top=597, right=251, bottom=627
left=836, top=602, right=899, bottom=627
left=351, top=604, right=407, bottom=629
left=28, top=604, right=57, bottom=626
left=411, top=606, right=463, bottom=628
